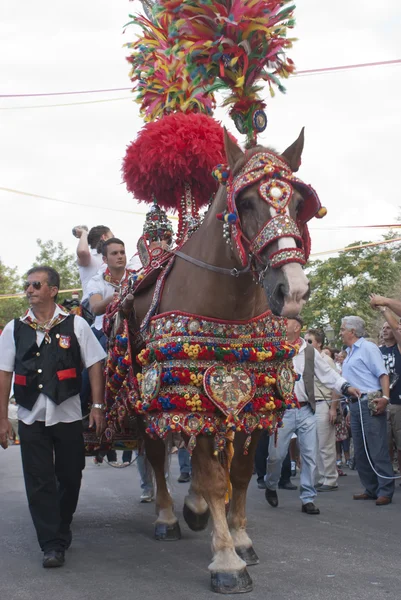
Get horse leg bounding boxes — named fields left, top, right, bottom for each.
left=192, top=436, right=252, bottom=594
left=143, top=435, right=181, bottom=541
left=228, top=431, right=262, bottom=567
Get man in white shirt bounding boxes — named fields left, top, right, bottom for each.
left=0, top=266, right=106, bottom=568
left=305, top=328, right=341, bottom=492
left=73, top=224, right=113, bottom=301
left=265, top=317, right=359, bottom=514
left=86, top=237, right=132, bottom=337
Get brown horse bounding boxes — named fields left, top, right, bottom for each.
left=130, top=130, right=310, bottom=593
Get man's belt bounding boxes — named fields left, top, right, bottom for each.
left=350, top=391, right=381, bottom=404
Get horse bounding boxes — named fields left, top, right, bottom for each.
left=121, top=129, right=312, bottom=593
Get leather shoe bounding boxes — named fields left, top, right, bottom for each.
left=376, top=496, right=392, bottom=506
left=257, top=480, right=266, bottom=490
left=301, top=502, right=320, bottom=515
left=353, top=493, right=376, bottom=500
left=265, top=489, right=278, bottom=507
left=278, top=481, right=298, bottom=490
left=178, top=472, right=190, bottom=483
left=43, top=550, right=65, bottom=568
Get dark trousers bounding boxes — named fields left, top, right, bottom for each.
left=19, top=420, right=85, bottom=552
left=350, top=400, right=394, bottom=498
left=255, top=430, right=291, bottom=485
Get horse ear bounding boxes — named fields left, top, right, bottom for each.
left=224, top=128, right=244, bottom=171
left=281, top=127, right=305, bottom=172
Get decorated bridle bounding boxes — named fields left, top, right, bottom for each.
left=214, top=151, right=326, bottom=275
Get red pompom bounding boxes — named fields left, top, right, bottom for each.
left=122, top=113, right=229, bottom=210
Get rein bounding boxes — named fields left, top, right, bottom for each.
left=174, top=249, right=253, bottom=277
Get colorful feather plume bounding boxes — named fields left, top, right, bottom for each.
left=125, top=12, right=215, bottom=121
left=157, top=0, right=296, bottom=145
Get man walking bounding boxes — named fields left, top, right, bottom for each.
left=341, top=316, right=395, bottom=505
left=305, top=328, right=340, bottom=492
left=0, top=266, right=106, bottom=568
left=265, top=318, right=359, bottom=514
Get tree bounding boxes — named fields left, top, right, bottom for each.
left=0, top=259, right=25, bottom=326
left=302, top=240, right=401, bottom=342
left=32, top=239, right=80, bottom=291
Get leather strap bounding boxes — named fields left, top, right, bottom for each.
left=174, top=250, right=253, bottom=277
left=303, top=343, right=316, bottom=412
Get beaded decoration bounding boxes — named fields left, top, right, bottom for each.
left=226, top=151, right=324, bottom=267
left=134, top=310, right=299, bottom=448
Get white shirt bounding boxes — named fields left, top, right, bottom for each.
left=293, top=339, right=346, bottom=404
left=0, top=305, right=106, bottom=426
left=78, top=248, right=106, bottom=301
left=86, top=269, right=130, bottom=330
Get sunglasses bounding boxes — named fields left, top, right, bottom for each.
left=23, top=280, right=47, bottom=291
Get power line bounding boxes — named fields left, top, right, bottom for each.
left=0, top=59, right=399, bottom=103
left=0, top=96, right=132, bottom=111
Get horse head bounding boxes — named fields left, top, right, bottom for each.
left=223, top=129, right=318, bottom=318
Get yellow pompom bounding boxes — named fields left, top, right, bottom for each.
left=316, top=207, right=327, bottom=219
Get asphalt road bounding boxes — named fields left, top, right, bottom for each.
left=1, top=445, right=400, bottom=600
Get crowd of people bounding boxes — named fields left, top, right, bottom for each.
left=0, top=221, right=400, bottom=569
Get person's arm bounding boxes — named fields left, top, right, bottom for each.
left=370, top=294, right=401, bottom=318
left=314, top=350, right=354, bottom=395
left=88, top=362, right=106, bottom=436
left=75, top=227, right=91, bottom=267
left=89, top=293, right=117, bottom=316
left=373, top=373, right=390, bottom=415
left=0, top=371, right=14, bottom=449
left=329, top=392, right=340, bottom=425
left=378, top=307, right=401, bottom=347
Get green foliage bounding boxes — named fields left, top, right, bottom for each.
left=32, top=239, right=80, bottom=291
left=0, top=260, right=25, bottom=326
left=303, top=240, right=401, bottom=341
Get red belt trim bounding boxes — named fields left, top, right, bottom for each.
left=57, top=368, right=77, bottom=381
left=15, top=374, right=27, bottom=386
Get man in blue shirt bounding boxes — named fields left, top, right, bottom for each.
left=341, top=316, right=394, bottom=505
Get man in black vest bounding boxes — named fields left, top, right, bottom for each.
left=0, top=266, right=106, bottom=568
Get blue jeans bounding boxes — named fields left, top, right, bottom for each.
left=137, top=452, right=154, bottom=494
left=178, top=447, right=191, bottom=475
left=266, top=406, right=317, bottom=504
left=350, top=399, right=394, bottom=499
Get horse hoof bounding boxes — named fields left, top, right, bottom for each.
left=183, top=503, right=210, bottom=531
left=154, top=521, right=181, bottom=541
left=210, top=568, right=253, bottom=594
left=235, top=546, right=259, bottom=566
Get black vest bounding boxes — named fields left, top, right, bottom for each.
left=13, top=315, right=82, bottom=411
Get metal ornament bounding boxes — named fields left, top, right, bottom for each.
left=141, top=361, right=162, bottom=402
left=204, top=364, right=256, bottom=417
left=252, top=109, right=267, bottom=133
left=276, top=363, right=296, bottom=400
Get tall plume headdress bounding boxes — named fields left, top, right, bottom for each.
left=158, top=0, right=296, bottom=147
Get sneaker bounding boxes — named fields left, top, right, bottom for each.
left=257, top=480, right=266, bottom=489
left=345, top=460, right=351, bottom=468
left=109, top=461, right=122, bottom=467
left=140, top=490, right=154, bottom=503
left=178, top=472, right=191, bottom=483
left=336, top=460, right=342, bottom=467
left=122, top=462, right=130, bottom=467
left=317, top=484, right=339, bottom=492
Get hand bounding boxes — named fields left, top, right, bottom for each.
left=0, top=418, right=13, bottom=450
left=72, top=226, right=88, bottom=239
left=372, top=397, right=389, bottom=415
left=345, top=412, right=351, bottom=428
left=89, top=408, right=106, bottom=437
left=347, top=386, right=361, bottom=399
left=329, top=406, right=337, bottom=425
left=370, top=294, right=388, bottom=309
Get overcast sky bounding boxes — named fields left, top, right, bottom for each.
left=1, top=0, right=400, bottom=281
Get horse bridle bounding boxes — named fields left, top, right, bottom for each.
left=175, top=151, right=321, bottom=279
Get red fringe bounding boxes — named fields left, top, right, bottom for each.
left=122, top=113, right=229, bottom=210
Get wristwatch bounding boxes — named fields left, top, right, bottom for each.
left=92, top=403, right=106, bottom=410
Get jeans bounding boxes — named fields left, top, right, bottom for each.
left=350, top=399, right=394, bottom=498
left=254, top=429, right=292, bottom=485
left=266, top=406, right=317, bottom=504
left=137, top=452, right=154, bottom=494
left=178, top=446, right=191, bottom=474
